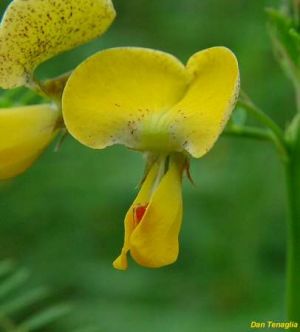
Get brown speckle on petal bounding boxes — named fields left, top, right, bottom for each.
left=0, top=0, right=116, bottom=89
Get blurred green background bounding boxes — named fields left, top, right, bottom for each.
left=0, top=0, right=293, bottom=331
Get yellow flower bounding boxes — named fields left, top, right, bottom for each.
left=112, top=154, right=185, bottom=270
left=0, top=0, right=116, bottom=89
left=0, top=104, right=59, bottom=180
left=0, top=0, right=115, bottom=179
left=62, top=47, right=240, bottom=270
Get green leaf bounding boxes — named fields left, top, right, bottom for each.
left=0, top=259, right=73, bottom=331
left=0, top=287, right=49, bottom=315
left=19, top=304, right=72, bottom=331
left=73, top=327, right=102, bottom=332
left=266, top=7, right=300, bottom=82
left=0, top=269, right=29, bottom=300
left=0, top=260, right=15, bottom=278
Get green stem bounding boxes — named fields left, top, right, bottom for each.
left=224, top=125, right=272, bottom=141
left=237, top=99, right=284, bottom=143
left=226, top=112, right=299, bottom=321
left=284, top=150, right=300, bottom=322
left=224, top=124, right=289, bottom=161
left=293, top=81, right=300, bottom=113
left=237, top=94, right=288, bottom=161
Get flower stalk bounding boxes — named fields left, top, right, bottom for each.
left=285, top=158, right=300, bottom=322
left=232, top=95, right=300, bottom=321
left=284, top=116, right=300, bottom=321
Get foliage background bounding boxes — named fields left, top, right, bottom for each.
left=0, top=0, right=292, bottom=331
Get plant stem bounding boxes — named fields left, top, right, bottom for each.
left=284, top=148, right=300, bottom=322
left=293, top=82, right=300, bottom=113
left=226, top=106, right=299, bottom=321
left=237, top=99, right=284, bottom=143
left=224, top=123, right=289, bottom=161
left=224, top=125, right=272, bottom=141
left=237, top=93, right=288, bottom=161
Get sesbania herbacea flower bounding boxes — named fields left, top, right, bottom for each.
left=62, top=47, right=240, bottom=270
left=0, top=104, right=59, bottom=179
left=0, top=0, right=115, bottom=179
left=0, top=0, right=115, bottom=89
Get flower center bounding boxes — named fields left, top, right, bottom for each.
left=135, top=112, right=183, bottom=153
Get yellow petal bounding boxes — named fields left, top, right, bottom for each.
left=0, top=104, right=59, bottom=180
left=62, top=47, right=189, bottom=151
left=113, top=162, right=160, bottom=270
left=130, top=157, right=183, bottom=268
left=63, top=47, right=239, bottom=157
left=0, top=0, right=116, bottom=89
left=171, top=47, right=240, bottom=158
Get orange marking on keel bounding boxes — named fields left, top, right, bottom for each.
left=133, top=204, right=148, bottom=226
